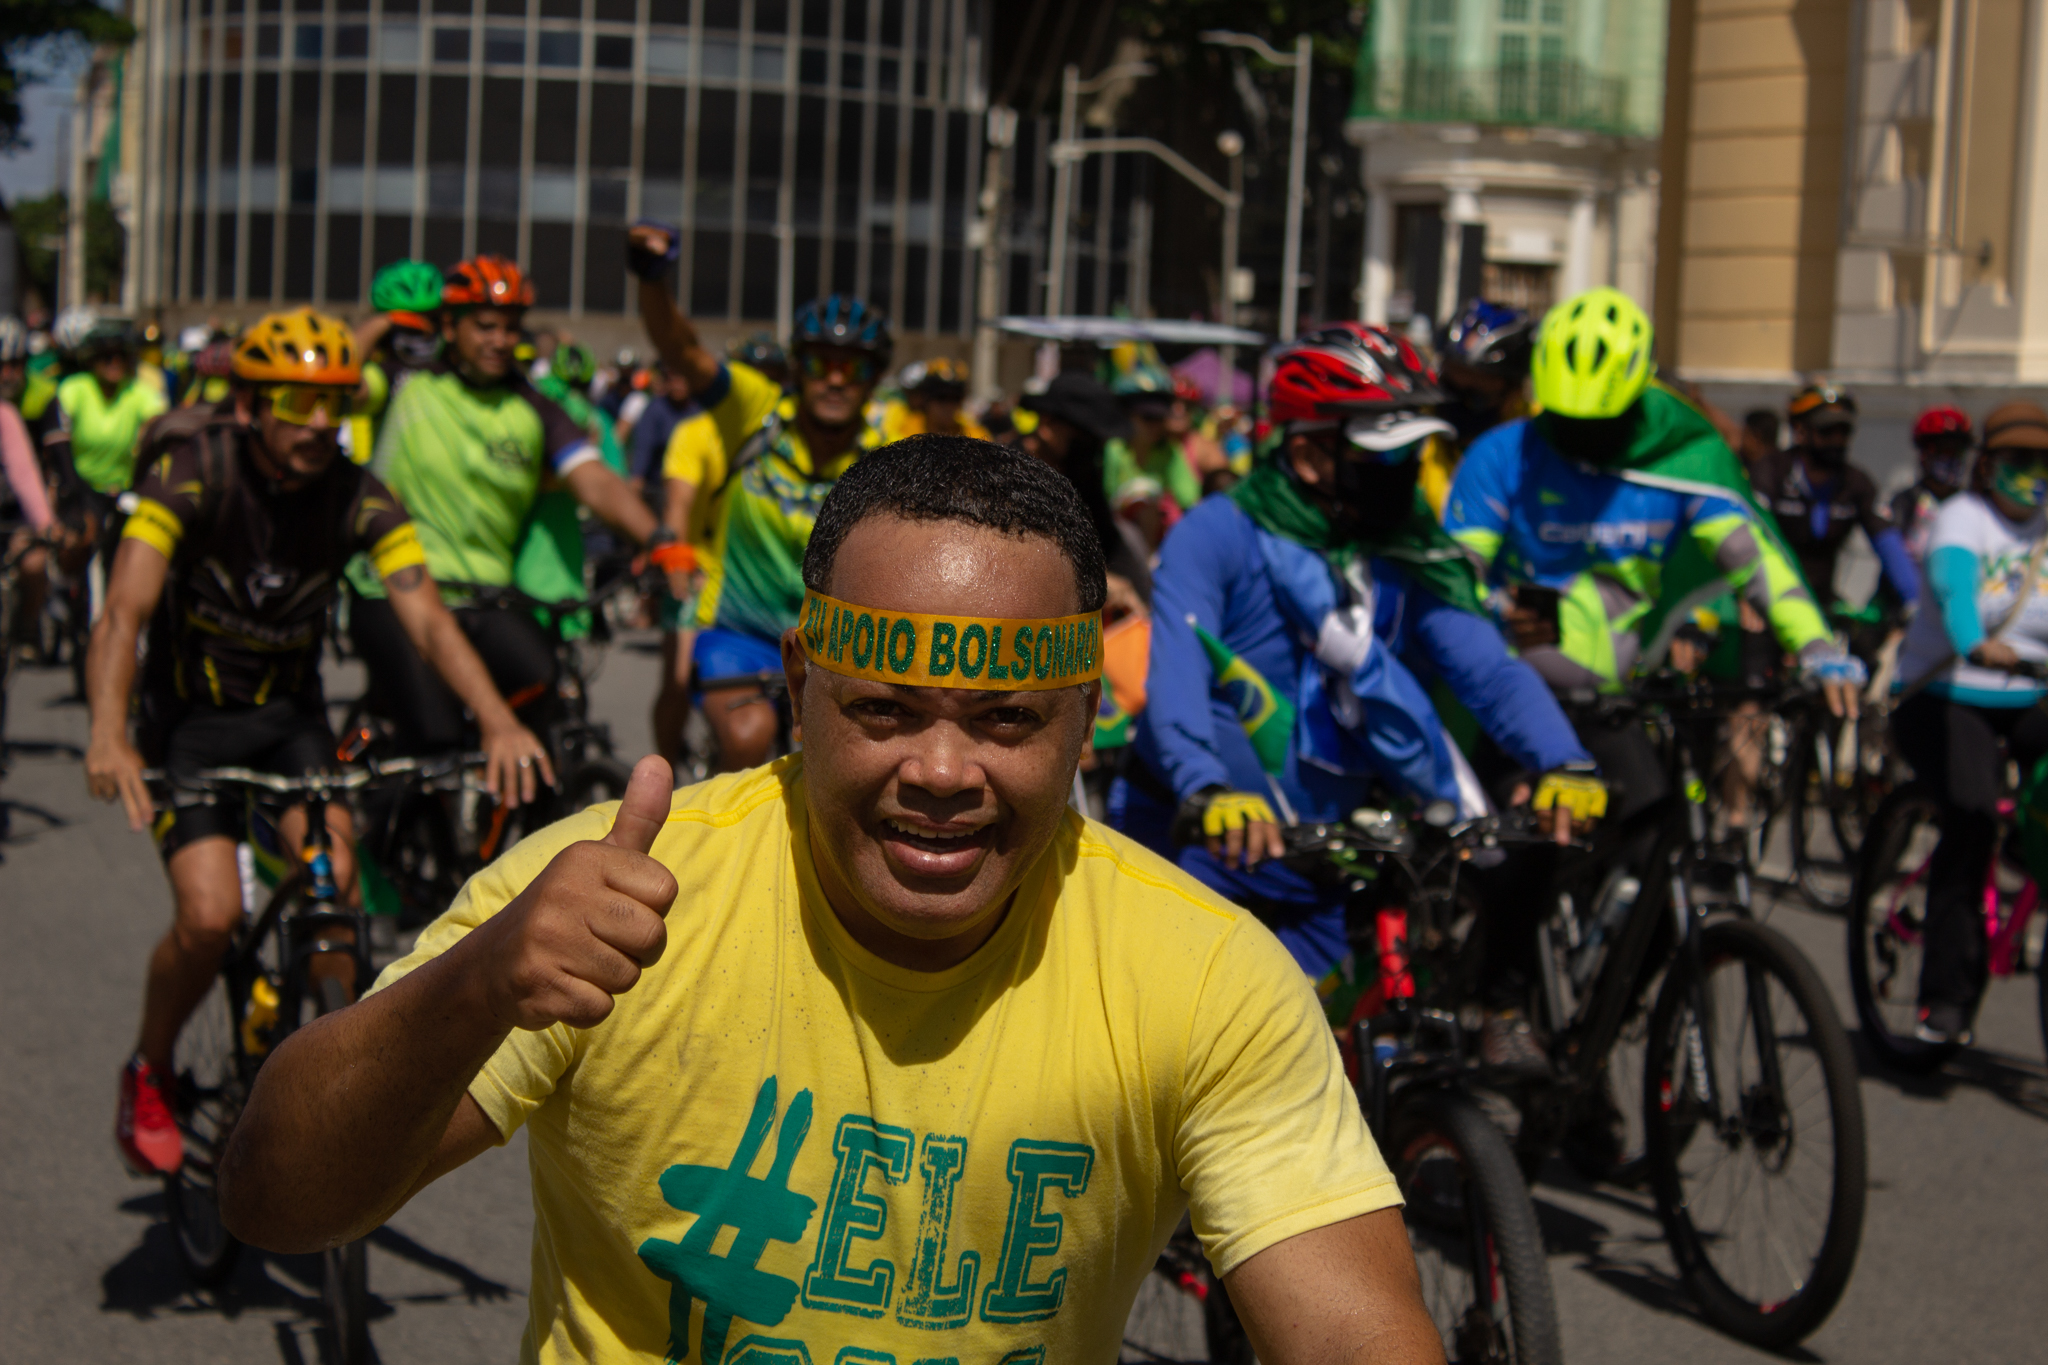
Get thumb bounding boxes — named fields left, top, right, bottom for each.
left=601, top=755, right=674, bottom=854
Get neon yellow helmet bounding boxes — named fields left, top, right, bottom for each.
left=1532, top=287, right=1654, bottom=419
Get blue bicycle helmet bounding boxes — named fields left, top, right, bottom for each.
left=1438, top=299, right=1536, bottom=378
left=792, top=295, right=892, bottom=365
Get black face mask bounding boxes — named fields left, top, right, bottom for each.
left=1804, top=432, right=1853, bottom=469
left=1333, top=456, right=1422, bottom=539
left=389, top=328, right=440, bottom=370
left=1539, top=407, right=1643, bottom=467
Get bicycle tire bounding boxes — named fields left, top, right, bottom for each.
left=1845, top=786, right=1960, bottom=1073
left=1645, top=917, right=1866, bottom=1348
left=164, top=974, right=246, bottom=1286
left=1389, top=1087, right=1563, bottom=1365
left=1790, top=729, right=1854, bottom=909
left=314, top=975, right=373, bottom=1364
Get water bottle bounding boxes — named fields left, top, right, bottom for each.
left=1569, top=871, right=1640, bottom=988
left=241, top=976, right=280, bottom=1057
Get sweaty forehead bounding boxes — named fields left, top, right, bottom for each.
left=827, top=513, right=1081, bottom=620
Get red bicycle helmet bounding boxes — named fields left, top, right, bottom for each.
left=1267, top=325, right=1442, bottom=428
left=442, top=255, right=536, bottom=309
left=1912, top=405, right=1972, bottom=443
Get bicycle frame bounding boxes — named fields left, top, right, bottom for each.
left=1875, top=796, right=2040, bottom=984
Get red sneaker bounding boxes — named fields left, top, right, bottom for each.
left=116, top=1055, right=184, bottom=1176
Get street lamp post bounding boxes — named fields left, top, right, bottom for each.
left=1217, top=130, right=1245, bottom=397
left=970, top=106, right=1018, bottom=408
left=1200, top=29, right=1313, bottom=340
left=1044, top=60, right=1153, bottom=318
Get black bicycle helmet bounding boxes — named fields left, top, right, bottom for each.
left=791, top=295, right=892, bottom=365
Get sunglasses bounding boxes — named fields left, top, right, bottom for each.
left=799, top=351, right=879, bottom=386
left=266, top=384, right=352, bottom=425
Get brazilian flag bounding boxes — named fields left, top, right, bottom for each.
left=1193, top=619, right=1295, bottom=775
left=1093, top=687, right=1132, bottom=750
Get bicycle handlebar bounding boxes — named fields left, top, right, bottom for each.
left=142, top=751, right=490, bottom=796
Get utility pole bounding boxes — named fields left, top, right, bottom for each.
left=971, top=105, right=1018, bottom=409
left=1218, top=131, right=1244, bottom=399
left=1043, top=60, right=1153, bottom=318
left=1201, top=29, right=1313, bottom=340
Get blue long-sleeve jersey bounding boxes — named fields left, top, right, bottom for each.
left=1133, top=495, right=1591, bottom=821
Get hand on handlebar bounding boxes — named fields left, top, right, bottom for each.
left=1530, top=766, right=1608, bottom=847
left=478, top=720, right=556, bottom=809
left=1968, top=639, right=2032, bottom=674
left=1178, top=786, right=1284, bottom=870
left=86, top=734, right=155, bottom=831
left=1798, top=642, right=1866, bottom=720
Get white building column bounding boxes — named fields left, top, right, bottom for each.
left=1560, top=187, right=1597, bottom=298
left=1360, top=178, right=1394, bottom=324
left=1440, top=177, right=1483, bottom=320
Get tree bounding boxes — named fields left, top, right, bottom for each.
left=1, top=2, right=136, bottom=151
left=11, top=191, right=126, bottom=305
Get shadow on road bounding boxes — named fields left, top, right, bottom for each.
left=1849, top=1028, right=2048, bottom=1122
left=102, top=1188, right=518, bottom=1361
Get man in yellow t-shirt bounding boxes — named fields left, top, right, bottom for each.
left=218, top=438, right=1437, bottom=1365
left=652, top=407, right=730, bottom=765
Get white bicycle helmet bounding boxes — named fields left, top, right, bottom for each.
left=0, top=317, right=27, bottom=364
left=52, top=305, right=99, bottom=355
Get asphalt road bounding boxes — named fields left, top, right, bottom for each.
left=4, top=633, right=2045, bottom=1364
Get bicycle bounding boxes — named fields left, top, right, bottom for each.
left=1125, top=806, right=1565, bottom=1365
left=1512, top=677, right=1868, bottom=1349
left=1745, top=685, right=1897, bottom=910
left=150, top=763, right=377, bottom=1364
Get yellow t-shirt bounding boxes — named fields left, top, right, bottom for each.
left=373, top=759, right=1399, bottom=1365
left=880, top=399, right=991, bottom=443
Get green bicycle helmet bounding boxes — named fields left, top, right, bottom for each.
left=552, top=341, right=597, bottom=388
left=1532, top=287, right=1653, bottom=419
left=370, top=259, right=445, bottom=327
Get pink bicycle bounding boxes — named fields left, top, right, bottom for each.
left=1848, top=785, right=2048, bottom=1072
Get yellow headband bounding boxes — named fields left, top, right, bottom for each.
left=799, top=590, right=1102, bottom=690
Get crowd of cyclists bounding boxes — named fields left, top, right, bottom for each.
left=4, top=218, right=2046, bottom=1359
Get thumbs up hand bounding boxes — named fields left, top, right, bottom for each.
left=469, top=755, right=681, bottom=1032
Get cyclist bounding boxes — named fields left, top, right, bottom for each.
left=1892, top=402, right=2048, bottom=1045
left=1443, top=288, right=1861, bottom=811
left=631, top=221, right=887, bottom=771
left=221, top=438, right=1441, bottom=1365
left=1896, top=405, right=1973, bottom=567
left=349, top=255, right=681, bottom=763
left=650, top=367, right=733, bottom=768
left=1750, top=383, right=1921, bottom=616
left=2, top=317, right=62, bottom=648
left=516, top=339, right=633, bottom=641
left=1118, top=329, right=1600, bottom=1068
left=1013, top=372, right=1154, bottom=615
left=83, top=309, right=553, bottom=1176
left=55, top=315, right=167, bottom=503
left=880, top=356, right=988, bottom=441
left=1106, top=362, right=1201, bottom=546
left=345, top=258, right=446, bottom=465
left=1425, top=299, right=1535, bottom=517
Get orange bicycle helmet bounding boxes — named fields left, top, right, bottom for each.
left=232, top=310, right=362, bottom=386
left=442, top=255, right=536, bottom=309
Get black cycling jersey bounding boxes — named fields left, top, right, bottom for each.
left=1749, top=447, right=1892, bottom=598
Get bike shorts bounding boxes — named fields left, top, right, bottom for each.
left=138, top=693, right=337, bottom=862
left=694, top=626, right=783, bottom=686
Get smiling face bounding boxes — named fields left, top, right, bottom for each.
left=783, top=513, right=1098, bottom=971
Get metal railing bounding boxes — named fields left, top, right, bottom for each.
left=1353, top=60, right=1643, bottom=137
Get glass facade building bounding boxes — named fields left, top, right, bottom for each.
left=129, top=0, right=992, bottom=335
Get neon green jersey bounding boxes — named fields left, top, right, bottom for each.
left=359, top=363, right=598, bottom=600
left=696, top=362, right=882, bottom=640
left=57, top=371, right=167, bottom=494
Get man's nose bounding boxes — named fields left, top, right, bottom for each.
left=899, top=723, right=981, bottom=798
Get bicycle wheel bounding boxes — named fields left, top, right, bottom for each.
left=1121, top=1221, right=1251, bottom=1365
left=1644, top=918, right=1866, bottom=1348
left=561, top=755, right=636, bottom=812
left=313, top=975, right=373, bottom=1364
left=1845, top=787, right=1959, bottom=1073
left=1790, top=727, right=1854, bottom=910
left=165, top=973, right=245, bottom=1286
left=1389, top=1088, right=1563, bottom=1365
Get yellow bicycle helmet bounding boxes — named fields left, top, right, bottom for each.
left=1531, top=288, right=1653, bottom=419
left=232, top=309, right=362, bottom=387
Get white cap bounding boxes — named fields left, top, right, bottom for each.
left=1343, top=411, right=1456, bottom=452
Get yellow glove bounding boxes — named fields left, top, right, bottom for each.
left=1532, top=768, right=1609, bottom=822
left=1201, top=790, right=1278, bottom=839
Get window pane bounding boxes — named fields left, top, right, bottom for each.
left=649, top=0, right=688, bottom=23
left=590, top=82, right=632, bottom=168
left=539, top=30, right=581, bottom=65
left=758, top=0, right=790, bottom=33
left=799, top=47, right=826, bottom=86
left=530, top=170, right=577, bottom=218
left=337, top=24, right=370, bottom=56
left=644, top=86, right=685, bottom=177
left=374, top=215, right=413, bottom=269
left=486, top=0, right=524, bottom=14
left=434, top=27, right=470, bottom=61
left=332, top=72, right=368, bottom=161
left=478, top=167, right=520, bottom=215
left=378, top=74, right=417, bottom=164
left=383, top=23, right=420, bottom=63
left=531, top=220, right=572, bottom=305
left=258, top=23, right=281, bottom=56
left=703, top=39, right=739, bottom=78
left=284, top=211, right=315, bottom=297
left=589, top=173, right=628, bottom=219
left=704, top=0, right=739, bottom=28
left=594, top=0, right=632, bottom=18
left=214, top=213, right=237, bottom=297
left=540, top=0, right=579, bottom=16
left=328, top=167, right=365, bottom=208
left=692, top=230, right=731, bottom=314
left=535, top=80, right=578, bottom=164
left=427, top=75, right=469, bottom=161
left=484, top=28, right=524, bottom=63
left=480, top=78, right=522, bottom=165
left=593, top=34, right=631, bottom=69
left=879, top=0, right=901, bottom=46
left=428, top=166, right=466, bottom=211
left=424, top=215, right=464, bottom=266
left=647, top=35, right=688, bottom=76
left=249, top=211, right=277, bottom=295
left=741, top=231, right=777, bottom=318
left=750, top=44, right=784, bottom=83
left=845, top=0, right=867, bottom=41
left=840, top=50, right=863, bottom=90
left=327, top=212, right=362, bottom=300
left=376, top=167, right=416, bottom=210
left=642, top=178, right=682, bottom=220
left=801, top=0, right=830, bottom=39
left=294, top=23, right=322, bottom=58
left=584, top=223, right=627, bottom=310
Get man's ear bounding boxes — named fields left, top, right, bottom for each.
left=780, top=628, right=810, bottom=741
left=233, top=386, right=255, bottom=425
left=1285, top=433, right=1327, bottom=487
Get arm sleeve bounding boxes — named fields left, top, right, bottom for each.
left=1872, top=527, right=1922, bottom=606
left=119, top=441, right=206, bottom=560
left=1176, top=916, right=1400, bottom=1275
left=1926, top=544, right=1985, bottom=656
left=519, top=377, right=602, bottom=476
left=706, top=362, right=784, bottom=456
left=1144, top=509, right=1246, bottom=799
left=363, top=803, right=615, bottom=1139
left=351, top=471, right=427, bottom=580
left=1407, top=586, right=1593, bottom=772
left=1684, top=492, right=1831, bottom=652
left=0, top=403, right=52, bottom=531
left=1441, top=427, right=1516, bottom=569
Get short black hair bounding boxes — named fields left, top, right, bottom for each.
left=1743, top=409, right=1781, bottom=443
left=803, top=435, right=1109, bottom=613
